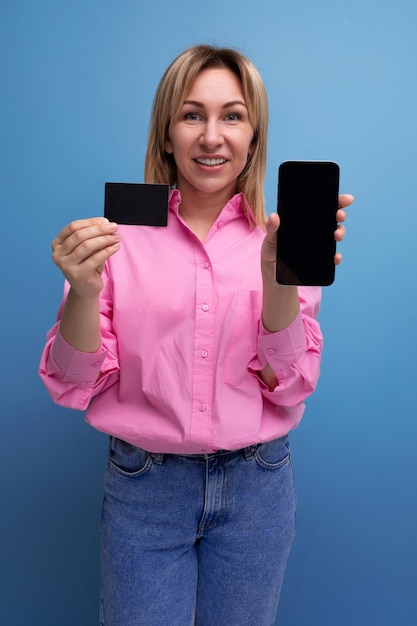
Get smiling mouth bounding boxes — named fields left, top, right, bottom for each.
left=194, top=158, right=227, bottom=167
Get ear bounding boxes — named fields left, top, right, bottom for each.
left=248, top=133, right=256, bottom=158
left=165, top=138, right=173, bottom=154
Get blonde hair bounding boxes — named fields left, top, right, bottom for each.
left=144, top=45, right=268, bottom=226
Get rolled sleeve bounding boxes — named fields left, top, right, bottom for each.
left=49, top=327, right=108, bottom=383
left=257, top=312, right=306, bottom=373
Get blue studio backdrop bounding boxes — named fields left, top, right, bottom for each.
left=1, top=1, right=417, bottom=625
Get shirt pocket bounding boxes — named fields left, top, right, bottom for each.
left=224, top=290, right=262, bottom=387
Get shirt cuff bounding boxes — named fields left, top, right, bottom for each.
left=50, top=327, right=108, bottom=383
left=257, top=311, right=306, bottom=372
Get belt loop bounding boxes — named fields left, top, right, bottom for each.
left=243, top=445, right=257, bottom=460
left=152, top=453, right=165, bottom=465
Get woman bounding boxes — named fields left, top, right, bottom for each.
left=39, top=45, right=352, bottom=625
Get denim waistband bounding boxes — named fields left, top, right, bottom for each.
left=150, top=445, right=258, bottom=465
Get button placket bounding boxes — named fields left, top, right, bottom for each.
left=190, top=251, right=216, bottom=447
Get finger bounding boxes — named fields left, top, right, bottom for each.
left=334, top=251, right=343, bottom=266
left=53, top=220, right=118, bottom=257
left=261, top=213, right=280, bottom=267
left=336, top=208, right=347, bottom=223
left=53, top=232, right=121, bottom=269
left=57, top=240, right=121, bottom=287
left=338, top=194, right=354, bottom=209
left=53, top=217, right=112, bottom=247
left=74, top=241, right=121, bottom=273
left=335, top=224, right=346, bottom=242
left=265, top=213, right=280, bottom=240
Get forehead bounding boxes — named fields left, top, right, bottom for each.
left=185, top=67, right=245, bottom=103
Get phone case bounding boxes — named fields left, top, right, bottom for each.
left=276, top=161, right=339, bottom=286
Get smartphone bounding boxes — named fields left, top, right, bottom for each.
left=104, top=182, right=169, bottom=226
left=276, top=161, right=340, bottom=286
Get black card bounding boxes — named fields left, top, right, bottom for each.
left=104, top=182, right=169, bottom=226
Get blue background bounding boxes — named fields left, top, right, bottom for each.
left=1, top=1, right=417, bottom=624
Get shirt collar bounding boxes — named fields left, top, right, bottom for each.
left=168, top=189, right=258, bottom=227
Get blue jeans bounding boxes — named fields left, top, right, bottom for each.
left=100, top=436, right=296, bottom=626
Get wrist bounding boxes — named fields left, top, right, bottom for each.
left=262, top=283, right=300, bottom=333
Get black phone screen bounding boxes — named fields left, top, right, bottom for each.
left=276, top=161, right=340, bottom=286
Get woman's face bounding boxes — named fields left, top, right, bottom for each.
left=165, top=67, right=255, bottom=203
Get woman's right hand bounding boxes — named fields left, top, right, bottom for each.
left=51, top=217, right=121, bottom=298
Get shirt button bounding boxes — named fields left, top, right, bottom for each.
left=202, top=304, right=210, bottom=312
left=203, top=262, right=210, bottom=269
left=217, top=221, right=224, bottom=229
left=199, top=404, right=207, bottom=412
left=266, top=348, right=275, bottom=355
left=93, top=361, right=102, bottom=368
left=201, top=350, right=208, bottom=358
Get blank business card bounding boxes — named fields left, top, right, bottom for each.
left=104, top=182, right=169, bottom=226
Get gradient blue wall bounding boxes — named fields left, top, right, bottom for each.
left=2, top=1, right=416, bottom=624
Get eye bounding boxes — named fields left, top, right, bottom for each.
left=184, top=112, right=202, bottom=122
left=224, top=112, right=241, bottom=122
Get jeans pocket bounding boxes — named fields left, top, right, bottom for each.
left=253, top=436, right=291, bottom=470
left=108, top=437, right=153, bottom=477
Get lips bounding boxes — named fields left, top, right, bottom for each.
left=194, top=157, right=227, bottom=167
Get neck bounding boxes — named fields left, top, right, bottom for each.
left=177, top=183, right=236, bottom=242
left=179, top=202, right=222, bottom=242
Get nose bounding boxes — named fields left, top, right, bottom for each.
left=199, top=118, right=223, bottom=149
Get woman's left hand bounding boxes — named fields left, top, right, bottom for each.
left=334, top=194, right=354, bottom=265
left=261, top=193, right=354, bottom=269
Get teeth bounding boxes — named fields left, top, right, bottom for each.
left=195, top=158, right=226, bottom=166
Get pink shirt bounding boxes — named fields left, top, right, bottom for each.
left=39, top=191, right=323, bottom=454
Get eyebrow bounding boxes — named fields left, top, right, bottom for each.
left=183, top=99, right=248, bottom=109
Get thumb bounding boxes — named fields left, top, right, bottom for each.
left=265, top=212, right=280, bottom=240
left=262, top=213, right=280, bottom=265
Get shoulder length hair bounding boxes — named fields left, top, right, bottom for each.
left=144, top=45, right=269, bottom=226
